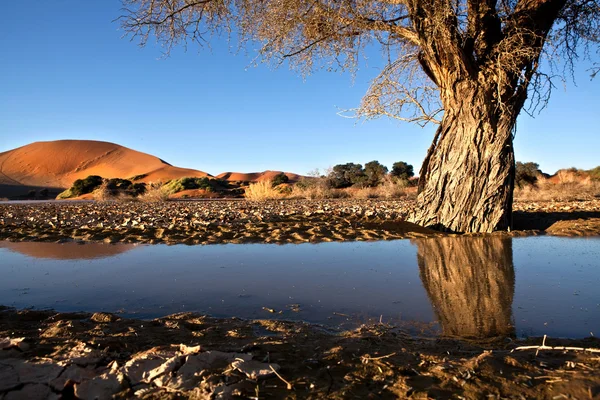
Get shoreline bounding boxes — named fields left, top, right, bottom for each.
left=1, top=307, right=599, bottom=399
left=1, top=199, right=600, bottom=245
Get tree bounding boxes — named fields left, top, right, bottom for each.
left=328, top=163, right=366, bottom=188
left=417, top=237, right=515, bottom=338
left=120, top=0, right=600, bottom=232
left=515, top=161, right=541, bottom=188
left=364, top=160, right=388, bottom=187
left=390, top=161, right=414, bottom=181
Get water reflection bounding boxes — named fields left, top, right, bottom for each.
left=416, top=237, right=515, bottom=338
left=0, top=237, right=597, bottom=338
left=0, top=241, right=137, bottom=260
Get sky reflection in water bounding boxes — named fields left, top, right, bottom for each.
left=0, top=237, right=598, bottom=339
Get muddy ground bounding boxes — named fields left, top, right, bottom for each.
left=1, top=307, right=599, bottom=400
left=1, top=199, right=599, bottom=244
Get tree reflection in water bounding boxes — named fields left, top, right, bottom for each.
left=416, top=237, right=515, bottom=339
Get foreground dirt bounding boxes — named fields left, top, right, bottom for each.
left=1, top=199, right=599, bottom=244
left=1, top=307, right=599, bottom=400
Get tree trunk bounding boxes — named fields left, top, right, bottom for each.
left=410, top=86, right=516, bottom=233
left=416, top=237, right=515, bottom=338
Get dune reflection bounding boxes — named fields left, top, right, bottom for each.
left=0, top=241, right=137, bottom=260
left=416, top=237, right=515, bottom=338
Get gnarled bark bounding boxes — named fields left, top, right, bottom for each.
left=416, top=237, right=515, bottom=338
left=410, top=85, right=516, bottom=233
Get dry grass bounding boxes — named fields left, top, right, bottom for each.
left=244, top=180, right=285, bottom=201
left=344, top=177, right=413, bottom=199
left=91, top=182, right=113, bottom=201
left=137, top=184, right=169, bottom=202
left=515, top=177, right=600, bottom=202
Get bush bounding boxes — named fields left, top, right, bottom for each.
left=138, top=183, right=169, bottom=202
left=272, top=173, right=289, bottom=187
left=162, top=177, right=215, bottom=195
left=71, top=175, right=104, bottom=196
left=588, top=166, right=600, bottom=181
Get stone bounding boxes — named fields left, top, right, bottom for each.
left=0, top=363, right=19, bottom=392
left=90, top=312, right=119, bottom=323
left=3, top=384, right=58, bottom=400
left=11, top=359, right=63, bottom=386
left=73, top=371, right=127, bottom=400
left=163, top=351, right=252, bottom=391
left=49, top=365, right=97, bottom=391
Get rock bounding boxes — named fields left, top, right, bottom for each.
left=163, top=351, right=252, bottom=391
left=3, top=384, right=58, bottom=400
left=11, top=359, right=63, bottom=386
left=90, top=312, right=119, bottom=323
left=74, top=371, right=127, bottom=400
left=49, top=365, right=97, bottom=391
left=60, top=342, right=104, bottom=366
left=121, top=345, right=199, bottom=385
left=0, top=338, right=27, bottom=351
left=0, top=363, right=20, bottom=392
left=231, top=360, right=280, bottom=380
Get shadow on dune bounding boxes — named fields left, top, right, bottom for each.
left=0, top=241, right=137, bottom=260
left=415, top=237, right=515, bottom=339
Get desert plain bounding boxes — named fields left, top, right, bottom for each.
left=1, top=140, right=600, bottom=399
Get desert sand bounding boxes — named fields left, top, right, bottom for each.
left=1, top=199, right=599, bottom=245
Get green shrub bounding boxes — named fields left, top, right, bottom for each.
left=272, top=173, right=289, bottom=187
left=132, top=183, right=147, bottom=196
left=162, top=177, right=215, bottom=195
left=71, top=175, right=104, bottom=196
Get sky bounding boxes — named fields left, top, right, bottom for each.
left=0, top=1, right=598, bottom=176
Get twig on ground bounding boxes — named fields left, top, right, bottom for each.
left=360, top=352, right=397, bottom=364
left=512, top=335, right=600, bottom=354
left=270, top=365, right=293, bottom=390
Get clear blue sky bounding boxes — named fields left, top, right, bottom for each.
left=1, top=1, right=598, bottom=176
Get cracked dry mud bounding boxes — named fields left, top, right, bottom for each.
left=1, top=308, right=599, bottom=399
left=1, top=199, right=600, bottom=245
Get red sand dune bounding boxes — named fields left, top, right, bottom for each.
left=0, top=241, right=136, bottom=260
left=546, top=169, right=592, bottom=185
left=0, top=140, right=211, bottom=192
left=217, top=170, right=302, bottom=183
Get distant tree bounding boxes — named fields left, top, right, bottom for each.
left=272, top=173, right=289, bottom=187
left=328, top=163, right=366, bottom=188
left=121, top=0, right=600, bottom=232
left=390, top=162, right=415, bottom=181
left=515, top=162, right=541, bottom=188
left=364, top=161, right=388, bottom=187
